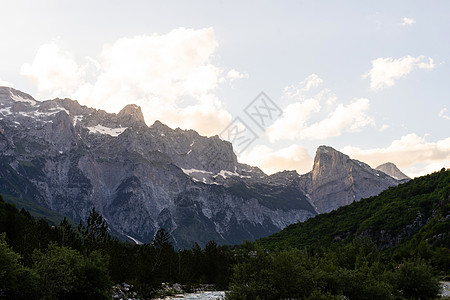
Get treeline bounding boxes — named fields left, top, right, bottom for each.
left=1, top=169, right=449, bottom=299
left=0, top=197, right=232, bottom=299
left=227, top=240, right=442, bottom=299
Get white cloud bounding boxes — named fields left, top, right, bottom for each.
left=20, top=43, right=85, bottom=96
left=0, top=78, right=14, bottom=87
left=239, top=144, right=313, bottom=175
left=21, top=28, right=237, bottom=136
left=300, top=99, right=374, bottom=139
left=266, top=98, right=320, bottom=142
left=401, top=17, right=416, bottom=26
left=284, top=74, right=323, bottom=99
left=315, top=88, right=337, bottom=106
left=342, top=133, right=450, bottom=177
left=267, top=98, right=373, bottom=142
left=363, top=55, right=435, bottom=91
left=227, top=69, right=249, bottom=82
left=379, top=124, right=390, bottom=131
left=439, top=107, right=450, bottom=120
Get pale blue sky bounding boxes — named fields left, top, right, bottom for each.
left=1, top=0, right=449, bottom=176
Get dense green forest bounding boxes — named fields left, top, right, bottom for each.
left=258, top=168, right=450, bottom=274
left=0, top=198, right=232, bottom=299
left=1, top=169, right=449, bottom=299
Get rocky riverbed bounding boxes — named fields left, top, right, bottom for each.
left=153, top=291, right=225, bottom=299
left=441, top=281, right=450, bottom=297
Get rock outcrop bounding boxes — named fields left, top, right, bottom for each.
left=303, top=146, right=400, bottom=213
left=376, top=162, right=410, bottom=181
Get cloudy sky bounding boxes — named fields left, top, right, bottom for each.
left=1, top=0, right=449, bottom=177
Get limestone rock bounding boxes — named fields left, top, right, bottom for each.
left=376, top=162, right=410, bottom=181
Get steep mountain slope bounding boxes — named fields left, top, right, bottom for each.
left=299, top=146, right=400, bottom=213
left=0, top=87, right=405, bottom=247
left=376, top=162, right=410, bottom=181
left=0, top=87, right=316, bottom=248
left=259, top=169, right=450, bottom=255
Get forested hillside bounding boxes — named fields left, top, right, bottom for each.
left=258, top=168, right=450, bottom=272
left=225, top=169, right=449, bottom=299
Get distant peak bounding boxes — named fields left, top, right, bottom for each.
left=376, top=162, right=410, bottom=180
left=317, top=145, right=337, bottom=153
left=118, top=104, right=145, bottom=123
left=151, top=120, right=171, bottom=131
left=315, top=145, right=344, bottom=158
left=312, top=145, right=351, bottom=179
left=6, top=88, right=37, bottom=105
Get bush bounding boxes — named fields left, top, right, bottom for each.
left=33, top=242, right=111, bottom=300
left=391, top=260, right=441, bottom=300
left=0, top=233, right=39, bottom=299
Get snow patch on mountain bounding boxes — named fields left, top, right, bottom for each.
left=10, top=91, right=36, bottom=105
left=215, top=169, right=250, bottom=179
left=0, top=107, right=12, bottom=115
left=181, top=168, right=213, bottom=176
left=87, top=124, right=128, bottom=137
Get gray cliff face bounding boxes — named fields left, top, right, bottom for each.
left=0, top=87, right=315, bottom=248
left=305, top=146, right=400, bottom=213
left=0, top=87, right=404, bottom=246
left=376, top=162, right=410, bottom=181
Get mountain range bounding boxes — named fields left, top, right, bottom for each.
left=0, top=87, right=407, bottom=248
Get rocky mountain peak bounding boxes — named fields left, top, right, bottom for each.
left=118, top=104, right=145, bottom=125
left=308, top=145, right=400, bottom=213
left=0, top=86, right=410, bottom=248
left=54, top=98, right=85, bottom=115
left=151, top=120, right=171, bottom=132
left=376, top=162, right=410, bottom=181
left=312, top=145, right=350, bottom=181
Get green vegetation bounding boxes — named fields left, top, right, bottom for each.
left=227, top=240, right=441, bottom=299
left=259, top=168, right=450, bottom=274
left=1, top=169, right=449, bottom=299
left=225, top=168, right=448, bottom=299
left=0, top=196, right=233, bottom=298
left=2, top=194, right=72, bottom=226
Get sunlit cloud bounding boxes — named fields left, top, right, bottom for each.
left=283, top=73, right=323, bottom=99
left=379, top=124, right=390, bottom=131
left=227, top=69, right=249, bottom=82
left=298, top=98, right=374, bottom=139
left=342, top=133, right=450, bottom=177
left=266, top=98, right=321, bottom=142
left=267, top=94, right=373, bottom=142
left=20, top=28, right=243, bottom=136
left=20, top=43, right=85, bottom=96
left=267, top=75, right=374, bottom=142
left=401, top=17, right=416, bottom=26
left=0, top=78, right=14, bottom=87
left=239, top=144, right=313, bottom=175
left=363, top=55, right=435, bottom=91
left=439, top=107, right=450, bottom=120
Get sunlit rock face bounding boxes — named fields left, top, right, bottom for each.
left=376, top=162, right=410, bottom=181
left=305, top=146, right=400, bottom=213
